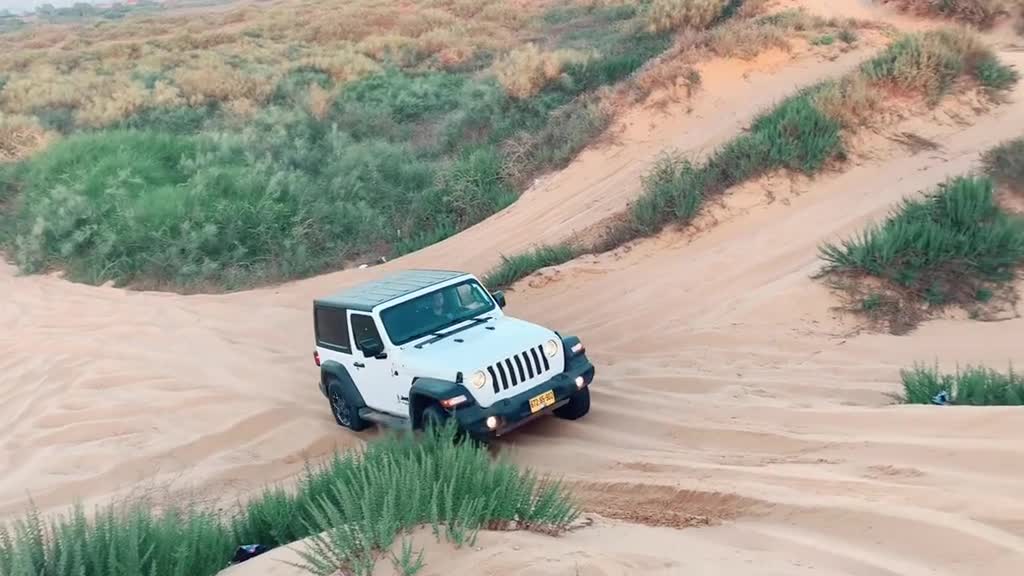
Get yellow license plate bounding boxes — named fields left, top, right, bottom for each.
left=529, top=390, right=556, bottom=413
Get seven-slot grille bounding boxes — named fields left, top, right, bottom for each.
left=487, top=344, right=551, bottom=393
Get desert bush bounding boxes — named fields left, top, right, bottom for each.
left=883, top=0, right=1008, bottom=27
left=901, top=364, right=1024, bottom=405
left=483, top=243, right=578, bottom=288
left=494, top=45, right=590, bottom=99
left=973, top=52, right=1020, bottom=90
left=983, top=136, right=1024, bottom=190
left=812, top=74, right=881, bottom=127
left=819, top=176, right=1024, bottom=304
left=0, top=425, right=577, bottom=576
left=859, top=29, right=1009, bottom=98
left=646, top=0, right=729, bottom=33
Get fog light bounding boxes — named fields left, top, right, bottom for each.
left=574, top=376, right=585, bottom=389
left=485, top=416, right=499, bottom=430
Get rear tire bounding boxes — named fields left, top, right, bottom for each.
left=327, top=379, right=370, bottom=431
left=554, top=387, right=590, bottom=420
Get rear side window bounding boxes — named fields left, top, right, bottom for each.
left=315, top=307, right=351, bottom=353
left=350, top=314, right=382, bottom=351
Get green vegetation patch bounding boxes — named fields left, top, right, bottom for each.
left=611, top=86, right=844, bottom=246
left=901, top=364, right=1024, bottom=405
left=483, top=243, right=578, bottom=289
left=0, top=425, right=577, bottom=576
left=819, top=175, right=1024, bottom=331
left=984, top=136, right=1024, bottom=190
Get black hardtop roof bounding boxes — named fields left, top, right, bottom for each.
left=314, top=269, right=469, bottom=312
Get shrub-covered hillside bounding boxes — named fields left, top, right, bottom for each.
left=0, top=0, right=755, bottom=290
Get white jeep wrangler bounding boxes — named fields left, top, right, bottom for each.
left=313, top=269, right=594, bottom=439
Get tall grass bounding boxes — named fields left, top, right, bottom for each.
left=901, top=364, right=1024, bottom=405
left=819, top=176, right=1024, bottom=304
left=483, top=243, right=578, bottom=288
left=0, top=425, right=578, bottom=576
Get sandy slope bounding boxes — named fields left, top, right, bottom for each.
left=3, top=1, right=1024, bottom=574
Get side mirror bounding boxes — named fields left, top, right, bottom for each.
left=359, top=338, right=386, bottom=359
left=492, top=290, right=506, bottom=308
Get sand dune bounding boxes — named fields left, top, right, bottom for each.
left=3, top=0, right=1024, bottom=574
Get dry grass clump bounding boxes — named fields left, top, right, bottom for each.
left=646, top=0, right=729, bottom=33
left=494, top=45, right=591, bottom=99
left=293, top=49, right=381, bottom=83
left=0, top=114, right=51, bottom=162
left=812, top=75, right=881, bottom=128
left=882, top=0, right=1009, bottom=27
left=173, top=62, right=277, bottom=106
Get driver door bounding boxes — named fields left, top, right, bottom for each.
left=348, top=312, right=405, bottom=416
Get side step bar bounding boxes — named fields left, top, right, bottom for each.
left=358, top=409, right=412, bottom=429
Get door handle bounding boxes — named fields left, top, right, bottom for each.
left=354, top=362, right=365, bottom=368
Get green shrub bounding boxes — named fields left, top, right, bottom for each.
left=0, top=502, right=234, bottom=576
left=974, top=53, right=1020, bottom=90
left=117, top=104, right=218, bottom=133
left=812, top=34, right=836, bottom=45
left=819, top=175, right=1024, bottom=298
left=861, top=29, right=982, bottom=98
left=983, top=136, right=1024, bottom=189
left=337, top=69, right=468, bottom=123
left=0, top=426, right=578, bottom=576
left=630, top=90, right=841, bottom=236
left=901, top=364, right=1024, bottom=405
left=483, top=244, right=578, bottom=289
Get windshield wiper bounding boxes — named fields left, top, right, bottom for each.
left=414, top=316, right=492, bottom=348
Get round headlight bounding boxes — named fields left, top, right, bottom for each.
left=543, top=339, right=559, bottom=358
left=469, top=370, right=489, bottom=389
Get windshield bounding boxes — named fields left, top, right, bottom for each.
left=380, top=280, right=496, bottom=345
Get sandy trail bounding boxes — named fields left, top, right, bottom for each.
left=3, top=1, right=1024, bottom=574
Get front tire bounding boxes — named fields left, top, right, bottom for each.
left=421, top=404, right=451, bottom=431
left=554, top=387, right=590, bottom=420
left=327, top=379, right=370, bottom=431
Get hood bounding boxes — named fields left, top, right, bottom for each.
left=399, top=316, right=564, bottom=408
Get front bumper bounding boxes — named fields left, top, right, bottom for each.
left=455, top=353, right=595, bottom=438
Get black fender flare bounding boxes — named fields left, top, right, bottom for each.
left=320, top=361, right=366, bottom=409
left=409, top=378, right=471, bottom=429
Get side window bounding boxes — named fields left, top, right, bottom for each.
left=315, top=307, right=350, bottom=353
left=350, top=314, right=382, bottom=351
